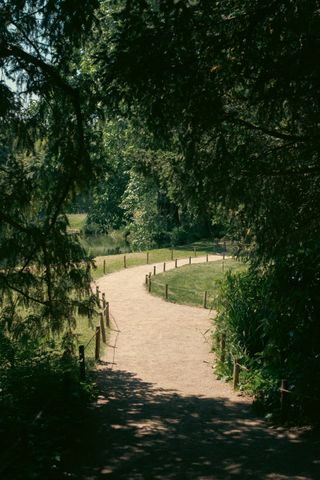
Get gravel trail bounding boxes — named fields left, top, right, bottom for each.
left=75, top=256, right=320, bottom=480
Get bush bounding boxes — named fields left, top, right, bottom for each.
left=213, top=254, right=320, bottom=425
left=0, top=349, right=96, bottom=479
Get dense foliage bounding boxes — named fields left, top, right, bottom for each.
left=83, top=118, right=216, bottom=248
left=85, top=0, right=320, bottom=422
left=0, top=2, right=99, bottom=475
left=1, top=5, right=320, bottom=475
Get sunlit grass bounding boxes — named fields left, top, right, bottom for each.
left=92, top=242, right=230, bottom=279
left=149, top=259, right=246, bottom=308
left=67, top=213, right=87, bottom=230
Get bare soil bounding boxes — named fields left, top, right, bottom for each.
left=73, top=256, right=320, bottom=480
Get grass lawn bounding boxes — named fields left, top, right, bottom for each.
left=149, top=259, right=246, bottom=308
left=92, top=245, right=215, bottom=279
left=92, top=242, right=229, bottom=279
left=67, top=213, right=87, bottom=231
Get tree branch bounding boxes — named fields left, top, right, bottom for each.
left=225, top=114, right=308, bottom=143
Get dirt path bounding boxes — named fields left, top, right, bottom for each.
left=74, top=256, right=320, bottom=480
left=99, top=255, right=238, bottom=398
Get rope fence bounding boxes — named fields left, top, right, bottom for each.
left=100, top=240, right=232, bottom=274
left=217, top=333, right=313, bottom=418
left=78, top=287, right=113, bottom=380
left=148, top=279, right=216, bottom=309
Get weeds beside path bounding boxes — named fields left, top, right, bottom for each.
left=72, top=256, right=320, bottom=479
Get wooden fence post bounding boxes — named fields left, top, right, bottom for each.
left=175, top=259, right=177, bottom=268
left=220, top=333, right=226, bottom=363
left=148, top=278, right=152, bottom=292
left=123, top=255, right=127, bottom=268
left=95, top=326, right=101, bottom=361
left=233, top=360, right=240, bottom=389
left=102, top=292, right=106, bottom=309
left=163, top=262, right=166, bottom=272
left=165, top=284, right=168, bottom=300
left=100, top=312, right=106, bottom=344
left=145, top=274, right=149, bottom=285
left=79, top=345, right=85, bottom=380
left=206, top=253, right=208, bottom=262
left=189, top=256, right=191, bottom=265
left=153, top=265, right=156, bottom=275
left=105, top=301, right=110, bottom=327
left=103, top=259, right=106, bottom=274
left=147, top=251, right=149, bottom=264
left=203, top=291, right=208, bottom=309
left=96, top=286, right=100, bottom=307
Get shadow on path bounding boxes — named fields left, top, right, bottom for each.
left=69, top=368, right=320, bottom=480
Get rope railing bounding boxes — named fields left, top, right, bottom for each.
left=79, top=288, right=113, bottom=380
left=145, top=253, right=234, bottom=309
left=147, top=277, right=217, bottom=309
left=100, top=241, right=232, bottom=274
left=217, top=337, right=314, bottom=418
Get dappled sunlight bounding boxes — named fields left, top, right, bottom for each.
left=68, top=368, right=320, bottom=480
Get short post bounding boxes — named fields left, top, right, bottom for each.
left=165, top=284, right=168, bottom=300
left=203, top=290, right=208, bottom=309
left=96, top=286, right=100, bottom=307
left=103, top=259, right=106, bottom=274
left=171, top=249, right=174, bottom=260
left=233, top=360, right=240, bottom=390
left=79, top=345, right=85, bottom=380
left=95, top=326, right=101, bottom=361
left=280, top=379, right=289, bottom=418
left=124, top=255, right=127, bottom=268
left=102, top=292, right=106, bottom=309
left=105, top=301, right=110, bottom=327
left=189, top=256, right=191, bottom=265
left=175, top=259, right=178, bottom=268
left=100, top=312, right=106, bottom=344
left=194, top=247, right=197, bottom=257
left=206, top=253, right=208, bottom=262
left=153, top=265, right=156, bottom=275
left=148, top=278, right=152, bottom=292
left=145, top=274, right=149, bottom=285
left=220, top=333, right=226, bottom=363
left=163, top=262, right=166, bottom=272
left=147, top=251, right=149, bottom=264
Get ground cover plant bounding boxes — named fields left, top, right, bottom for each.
left=213, top=254, right=320, bottom=425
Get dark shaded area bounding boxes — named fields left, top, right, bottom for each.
left=67, top=368, right=320, bottom=479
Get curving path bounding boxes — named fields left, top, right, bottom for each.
left=99, top=255, right=237, bottom=398
left=74, top=256, right=320, bottom=480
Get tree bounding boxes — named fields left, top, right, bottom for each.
left=0, top=0, right=99, bottom=359
left=89, top=0, right=320, bottom=261
left=85, top=0, right=320, bottom=420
